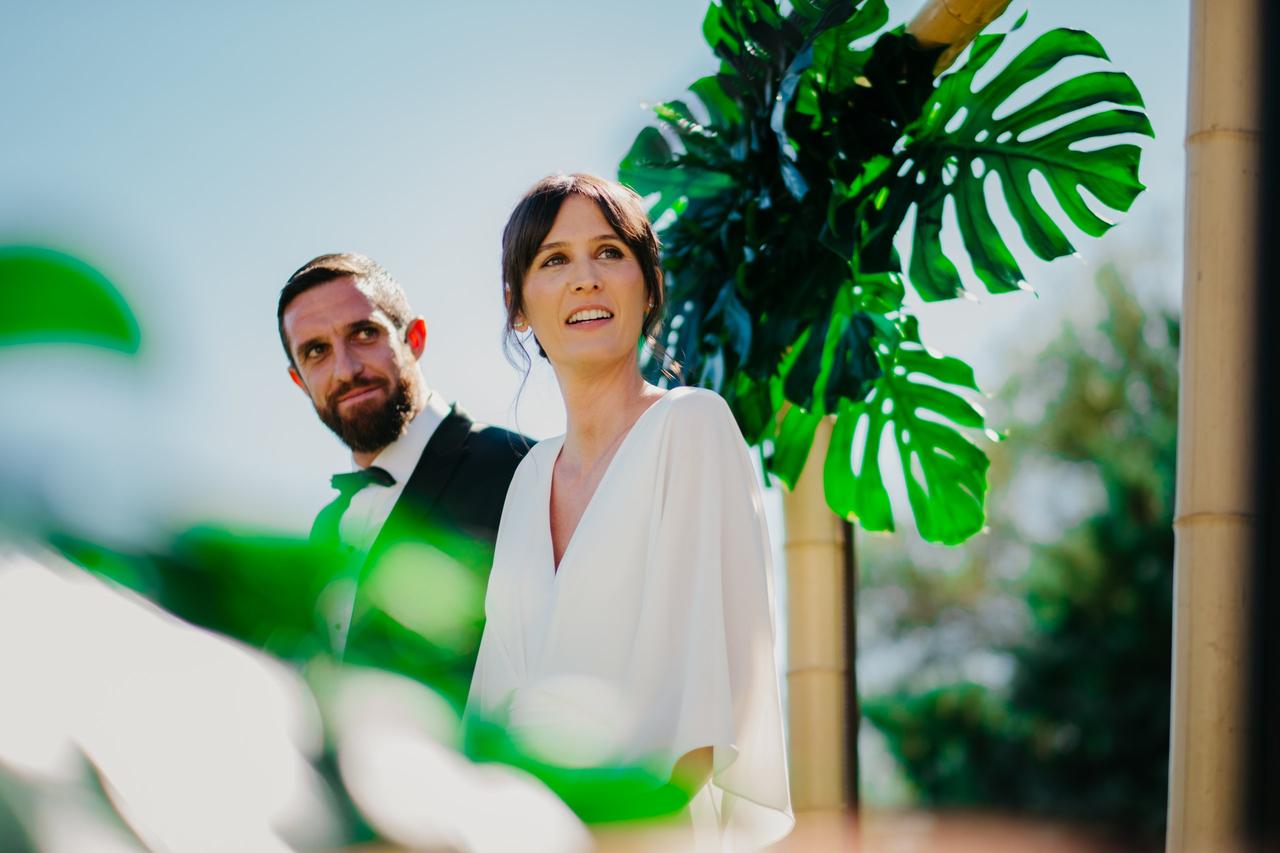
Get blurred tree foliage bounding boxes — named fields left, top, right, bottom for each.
left=861, top=265, right=1177, bottom=845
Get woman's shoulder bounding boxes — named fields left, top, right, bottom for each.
left=655, top=386, right=737, bottom=431
left=645, top=387, right=747, bottom=459
left=507, top=433, right=563, bottom=483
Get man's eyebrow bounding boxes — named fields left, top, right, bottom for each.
left=293, top=336, right=324, bottom=358
left=294, top=320, right=380, bottom=356
left=535, top=234, right=623, bottom=253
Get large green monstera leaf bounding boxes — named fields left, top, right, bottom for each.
left=851, top=15, right=1155, bottom=300
left=620, top=1, right=1148, bottom=545
left=824, top=316, right=992, bottom=544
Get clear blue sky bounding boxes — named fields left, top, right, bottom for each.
left=0, top=1, right=1188, bottom=541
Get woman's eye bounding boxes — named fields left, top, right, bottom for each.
left=542, top=254, right=566, bottom=267
left=600, top=246, right=624, bottom=259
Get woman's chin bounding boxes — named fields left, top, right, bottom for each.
left=548, top=344, right=638, bottom=375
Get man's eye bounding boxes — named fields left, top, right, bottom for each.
left=304, top=344, right=326, bottom=360
left=356, top=326, right=379, bottom=340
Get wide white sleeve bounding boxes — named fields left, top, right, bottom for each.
left=629, top=389, right=793, bottom=848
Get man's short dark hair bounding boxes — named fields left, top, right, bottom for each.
left=277, top=253, right=414, bottom=366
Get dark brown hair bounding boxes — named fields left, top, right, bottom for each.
left=276, top=253, right=413, bottom=366
left=500, top=173, right=666, bottom=368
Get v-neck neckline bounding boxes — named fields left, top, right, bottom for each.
left=546, top=391, right=674, bottom=577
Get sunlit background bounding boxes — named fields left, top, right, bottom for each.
left=1, top=1, right=1188, bottom=850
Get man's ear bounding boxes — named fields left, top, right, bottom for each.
left=405, top=317, right=427, bottom=358
left=288, top=366, right=306, bottom=391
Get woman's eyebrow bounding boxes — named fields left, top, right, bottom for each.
left=536, top=234, right=622, bottom=254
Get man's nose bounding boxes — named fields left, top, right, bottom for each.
left=331, top=343, right=363, bottom=382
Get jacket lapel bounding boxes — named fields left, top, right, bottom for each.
left=366, top=405, right=473, bottom=560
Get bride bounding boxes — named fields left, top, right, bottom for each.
left=465, top=173, right=793, bottom=848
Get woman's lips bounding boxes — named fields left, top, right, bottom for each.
left=566, top=316, right=612, bottom=329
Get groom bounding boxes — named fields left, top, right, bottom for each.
left=278, top=253, right=528, bottom=687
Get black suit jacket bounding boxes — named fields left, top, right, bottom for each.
left=365, top=403, right=530, bottom=570
left=344, top=404, right=531, bottom=702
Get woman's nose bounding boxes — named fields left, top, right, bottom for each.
left=570, top=268, right=602, bottom=292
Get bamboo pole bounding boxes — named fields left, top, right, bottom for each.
left=783, top=417, right=852, bottom=818
left=908, top=0, right=1014, bottom=73
left=1169, top=0, right=1262, bottom=849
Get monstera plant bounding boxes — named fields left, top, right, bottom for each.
left=620, top=0, right=1150, bottom=544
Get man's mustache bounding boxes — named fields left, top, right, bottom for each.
left=326, top=377, right=387, bottom=411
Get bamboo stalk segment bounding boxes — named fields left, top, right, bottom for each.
left=1170, top=0, right=1262, bottom=849
left=783, top=417, right=850, bottom=813
left=907, top=0, right=1014, bottom=73
left=1172, top=1, right=1259, bottom=845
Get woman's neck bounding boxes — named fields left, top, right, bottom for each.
left=556, top=358, right=660, bottom=472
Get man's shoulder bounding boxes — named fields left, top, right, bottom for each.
left=466, top=421, right=533, bottom=464
left=391, top=406, right=532, bottom=539
left=435, top=406, right=531, bottom=471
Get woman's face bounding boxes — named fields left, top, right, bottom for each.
left=518, top=194, right=650, bottom=372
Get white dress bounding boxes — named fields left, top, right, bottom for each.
left=466, top=387, right=793, bottom=849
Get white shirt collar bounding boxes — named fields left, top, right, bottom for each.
left=355, top=390, right=451, bottom=485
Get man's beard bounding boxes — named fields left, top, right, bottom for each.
left=317, top=374, right=418, bottom=455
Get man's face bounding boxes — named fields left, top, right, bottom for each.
left=282, top=276, right=425, bottom=454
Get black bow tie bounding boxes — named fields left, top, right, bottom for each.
left=312, top=466, right=397, bottom=547
left=330, top=466, right=396, bottom=495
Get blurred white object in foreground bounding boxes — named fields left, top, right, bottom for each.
left=0, top=545, right=338, bottom=852
left=0, top=545, right=593, bottom=853
left=321, top=665, right=591, bottom=853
